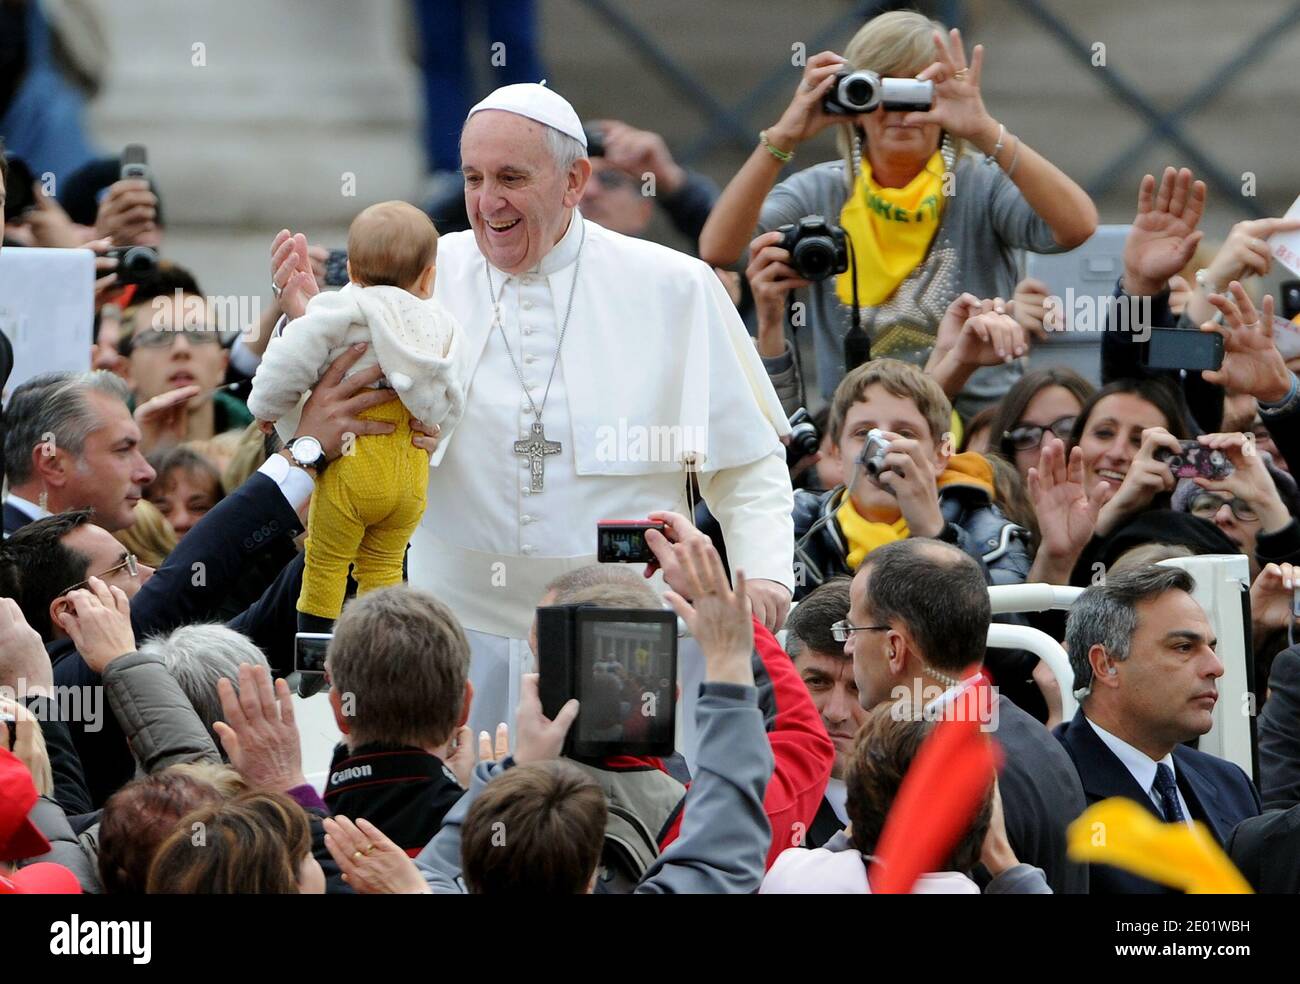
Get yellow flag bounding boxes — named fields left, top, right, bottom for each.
left=1067, top=798, right=1252, bottom=894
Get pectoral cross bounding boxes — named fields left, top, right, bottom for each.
left=514, top=420, right=562, bottom=492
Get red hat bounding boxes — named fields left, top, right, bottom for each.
left=0, top=862, right=83, bottom=894
left=0, top=747, right=52, bottom=863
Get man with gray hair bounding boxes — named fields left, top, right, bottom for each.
left=1056, top=564, right=1261, bottom=893
left=3, top=370, right=156, bottom=535
left=140, top=623, right=271, bottom=749
left=273, top=82, right=795, bottom=735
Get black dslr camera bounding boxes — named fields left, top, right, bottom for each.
left=786, top=407, right=820, bottom=466
left=106, top=244, right=159, bottom=285
left=775, top=215, right=848, bottom=282
left=536, top=605, right=678, bottom=759
left=823, top=70, right=934, bottom=115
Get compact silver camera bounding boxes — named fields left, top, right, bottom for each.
left=823, top=70, right=934, bottom=115
left=859, top=428, right=891, bottom=478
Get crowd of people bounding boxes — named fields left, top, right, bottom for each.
left=4, top=6, right=1300, bottom=896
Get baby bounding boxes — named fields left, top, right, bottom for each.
left=247, top=200, right=464, bottom=633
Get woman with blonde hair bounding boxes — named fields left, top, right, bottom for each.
left=700, top=9, right=1097, bottom=417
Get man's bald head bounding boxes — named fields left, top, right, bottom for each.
left=346, top=200, right=439, bottom=290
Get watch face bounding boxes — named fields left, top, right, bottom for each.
left=293, top=437, right=323, bottom=463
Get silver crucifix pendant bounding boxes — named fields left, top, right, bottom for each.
left=514, top=420, right=562, bottom=492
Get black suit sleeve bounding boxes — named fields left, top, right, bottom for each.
left=227, top=552, right=306, bottom=676
left=130, top=471, right=303, bottom=641
left=1259, top=646, right=1300, bottom=808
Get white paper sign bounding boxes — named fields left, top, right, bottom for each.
left=1271, top=194, right=1300, bottom=277
left=1273, top=314, right=1300, bottom=360
left=0, top=246, right=94, bottom=404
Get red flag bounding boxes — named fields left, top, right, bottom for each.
left=867, top=673, right=1002, bottom=894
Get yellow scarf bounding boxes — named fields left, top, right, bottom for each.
left=838, top=451, right=995, bottom=570
left=836, top=150, right=946, bottom=308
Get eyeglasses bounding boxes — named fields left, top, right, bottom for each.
left=1189, top=492, right=1257, bottom=523
left=59, top=554, right=139, bottom=597
left=1003, top=415, right=1076, bottom=453
left=132, top=327, right=222, bottom=349
left=830, top=619, right=891, bottom=643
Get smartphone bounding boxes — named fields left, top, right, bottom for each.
left=295, top=632, right=332, bottom=675
left=596, top=520, right=666, bottom=564
left=1281, top=280, right=1300, bottom=321
left=324, top=248, right=349, bottom=287
left=1142, top=327, right=1224, bottom=372
left=1154, top=441, right=1234, bottom=480
left=120, top=144, right=150, bottom=182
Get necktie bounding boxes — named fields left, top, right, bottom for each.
left=1153, top=763, right=1186, bottom=823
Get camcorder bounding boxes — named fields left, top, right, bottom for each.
left=787, top=407, right=820, bottom=466
left=775, top=214, right=848, bottom=282
left=536, top=604, right=678, bottom=759
left=858, top=427, right=891, bottom=479
left=823, top=70, right=934, bottom=116
left=597, top=520, right=666, bottom=564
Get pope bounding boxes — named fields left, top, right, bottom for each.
left=279, top=83, right=795, bottom=735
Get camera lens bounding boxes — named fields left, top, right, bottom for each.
left=841, top=76, right=874, bottom=110
left=793, top=237, right=835, bottom=280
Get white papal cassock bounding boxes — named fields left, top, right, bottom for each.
left=409, top=210, right=794, bottom=736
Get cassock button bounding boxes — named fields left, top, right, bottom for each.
left=522, top=326, right=533, bottom=336
left=524, top=355, right=536, bottom=364
left=521, top=544, right=536, bottom=555
left=522, top=300, right=534, bottom=310
left=522, top=275, right=535, bottom=285
left=521, top=514, right=533, bottom=524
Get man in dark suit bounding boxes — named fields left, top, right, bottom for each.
left=0, top=348, right=428, bottom=805
left=3, top=371, right=156, bottom=537
left=1227, top=804, right=1300, bottom=893
left=1055, top=565, right=1262, bottom=894
left=1259, top=644, right=1300, bottom=808
left=844, top=538, right=1089, bottom=892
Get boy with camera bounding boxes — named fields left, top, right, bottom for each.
left=792, top=357, right=1029, bottom=599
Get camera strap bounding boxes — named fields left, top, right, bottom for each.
left=843, top=236, right=871, bottom=370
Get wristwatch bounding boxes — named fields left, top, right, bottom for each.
left=285, top=435, right=327, bottom=474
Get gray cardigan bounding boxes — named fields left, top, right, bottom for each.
left=757, top=154, right=1065, bottom=417
left=415, top=683, right=775, bottom=894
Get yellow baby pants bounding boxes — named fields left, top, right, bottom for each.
left=298, top=400, right=428, bottom=619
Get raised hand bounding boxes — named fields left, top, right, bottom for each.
left=1250, top=562, right=1300, bottom=634
left=212, top=663, right=307, bottom=792
left=1027, top=437, right=1111, bottom=582
left=1201, top=282, right=1293, bottom=403
left=513, top=673, right=578, bottom=766
left=55, top=578, right=136, bottom=674
left=661, top=536, right=755, bottom=686
left=270, top=229, right=320, bottom=320
left=1122, top=168, right=1206, bottom=296
left=1094, top=427, right=1182, bottom=535
left=905, top=28, right=995, bottom=144
left=768, top=50, right=849, bottom=149
left=323, top=815, right=430, bottom=894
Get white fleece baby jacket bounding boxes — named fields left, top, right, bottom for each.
left=247, top=283, right=465, bottom=432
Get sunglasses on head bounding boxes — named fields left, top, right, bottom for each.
left=1002, top=415, right=1076, bottom=453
